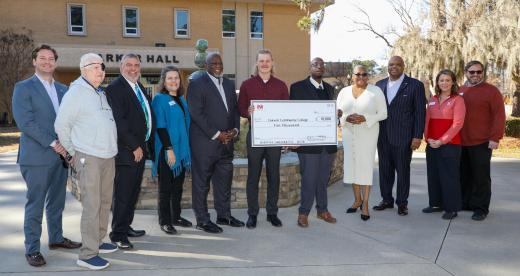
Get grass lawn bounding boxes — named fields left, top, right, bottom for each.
left=0, top=127, right=20, bottom=153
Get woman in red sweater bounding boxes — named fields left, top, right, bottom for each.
left=423, top=69, right=466, bottom=220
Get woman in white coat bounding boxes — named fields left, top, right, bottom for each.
left=337, top=65, right=387, bottom=221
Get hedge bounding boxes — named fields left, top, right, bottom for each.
left=506, top=117, right=520, bottom=138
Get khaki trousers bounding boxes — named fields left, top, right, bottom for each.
left=75, top=151, right=115, bottom=260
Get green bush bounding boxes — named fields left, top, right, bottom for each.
left=505, top=117, right=520, bottom=138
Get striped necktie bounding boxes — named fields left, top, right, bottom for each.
left=135, top=84, right=150, bottom=141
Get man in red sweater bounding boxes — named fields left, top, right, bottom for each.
left=237, top=49, right=289, bottom=229
left=459, top=60, right=506, bottom=221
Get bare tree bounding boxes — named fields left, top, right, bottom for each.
left=0, top=28, right=34, bottom=125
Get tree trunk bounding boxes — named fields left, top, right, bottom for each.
left=512, top=83, right=520, bottom=117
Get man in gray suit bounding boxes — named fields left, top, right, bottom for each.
left=12, top=45, right=81, bottom=267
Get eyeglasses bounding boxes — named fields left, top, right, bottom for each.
left=311, top=63, right=324, bottom=68
left=82, top=62, right=106, bottom=71
left=354, top=73, right=368, bottom=77
left=467, top=70, right=483, bottom=75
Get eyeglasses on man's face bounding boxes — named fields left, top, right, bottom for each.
left=83, top=62, right=106, bottom=71
left=467, top=70, right=483, bottom=75
left=354, top=73, right=368, bottom=77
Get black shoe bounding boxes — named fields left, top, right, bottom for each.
left=216, top=216, right=245, bottom=227
left=361, top=214, right=370, bottom=221
left=398, top=205, right=408, bottom=216
left=246, top=215, right=257, bottom=229
left=471, top=212, right=487, bottom=221
left=373, top=201, right=394, bottom=211
left=267, top=214, right=283, bottom=227
left=346, top=201, right=363, bottom=213
left=25, top=252, right=46, bottom=267
left=127, top=227, right=145, bottom=237
left=422, top=206, right=443, bottom=213
left=196, top=221, right=223, bottom=233
left=113, top=240, right=134, bottom=250
left=172, top=217, right=193, bottom=227
left=160, top=224, right=178, bottom=235
left=442, top=212, right=457, bottom=220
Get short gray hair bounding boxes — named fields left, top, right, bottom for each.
left=79, top=53, right=103, bottom=68
left=121, top=53, right=140, bottom=64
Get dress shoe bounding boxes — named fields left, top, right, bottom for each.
left=160, top=224, right=178, bottom=235
left=297, top=214, right=309, bottom=228
left=471, top=212, right=487, bottom=221
left=442, top=212, right=458, bottom=220
left=196, top=221, right=223, bottom=233
left=127, top=227, right=145, bottom=237
left=113, top=240, right=134, bottom=250
left=422, top=206, right=443, bottom=213
left=398, top=205, right=409, bottom=216
left=25, top=252, right=46, bottom=267
left=267, top=214, right=283, bottom=227
left=346, top=201, right=363, bottom=213
left=49, top=237, right=82, bottom=249
left=172, top=217, right=193, bottom=227
left=246, top=215, right=257, bottom=229
left=216, top=216, right=245, bottom=227
left=317, top=211, right=337, bottom=223
left=361, top=213, right=370, bottom=221
left=373, top=201, right=394, bottom=211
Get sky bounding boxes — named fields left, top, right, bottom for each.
left=310, top=0, right=407, bottom=66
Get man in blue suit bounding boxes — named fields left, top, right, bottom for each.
left=12, top=45, right=81, bottom=267
left=373, top=56, right=426, bottom=216
left=188, top=53, right=244, bottom=233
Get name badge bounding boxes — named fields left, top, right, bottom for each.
left=429, top=102, right=436, bottom=106
left=169, top=101, right=176, bottom=106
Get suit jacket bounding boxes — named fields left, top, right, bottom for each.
left=106, top=75, right=154, bottom=165
left=187, top=73, right=240, bottom=157
left=289, top=77, right=337, bottom=154
left=376, top=75, right=426, bottom=147
left=12, top=75, right=67, bottom=166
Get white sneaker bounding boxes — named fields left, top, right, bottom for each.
left=77, top=255, right=110, bottom=270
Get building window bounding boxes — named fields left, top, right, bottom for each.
left=222, top=9, right=235, bottom=38
left=175, top=9, right=190, bottom=38
left=67, top=4, right=86, bottom=35
left=250, top=11, right=263, bottom=39
left=123, top=6, right=140, bottom=37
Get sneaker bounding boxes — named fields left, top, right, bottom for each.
left=77, top=255, right=109, bottom=270
left=99, top=243, right=118, bottom=254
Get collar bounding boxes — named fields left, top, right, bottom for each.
left=35, top=73, right=55, bottom=86
left=309, top=77, right=323, bottom=89
left=81, top=76, right=103, bottom=93
left=464, top=80, right=485, bottom=87
left=123, top=76, right=139, bottom=91
left=388, top=73, right=405, bottom=84
left=207, top=72, right=222, bottom=84
left=255, top=74, right=271, bottom=84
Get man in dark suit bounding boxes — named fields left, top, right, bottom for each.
left=106, top=53, right=152, bottom=249
left=12, top=45, right=80, bottom=267
left=373, top=56, right=426, bottom=216
left=188, top=53, right=244, bottom=233
left=289, top=57, right=337, bottom=228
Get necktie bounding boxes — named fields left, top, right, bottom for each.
left=135, top=84, right=150, bottom=141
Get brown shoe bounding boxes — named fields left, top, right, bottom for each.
left=297, top=214, right=309, bottom=228
left=49, top=237, right=82, bottom=250
left=25, top=252, right=46, bottom=267
left=317, top=211, right=337, bottom=224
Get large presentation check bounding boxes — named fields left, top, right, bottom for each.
left=251, top=100, right=337, bottom=147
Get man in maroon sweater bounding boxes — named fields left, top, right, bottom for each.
left=237, top=49, right=289, bottom=229
left=459, top=60, right=505, bottom=221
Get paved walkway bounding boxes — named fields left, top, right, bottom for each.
left=0, top=151, right=519, bottom=275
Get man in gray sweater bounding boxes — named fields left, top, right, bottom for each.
left=55, top=53, right=118, bottom=270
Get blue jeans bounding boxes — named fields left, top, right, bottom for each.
left=21, top=160, right=67, bottom=254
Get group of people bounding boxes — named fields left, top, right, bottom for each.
left=12, top=44, right=505, bottom=270
left=337, top=56, right=505, bottom=223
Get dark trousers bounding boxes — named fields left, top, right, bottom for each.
left=426, top=144, right=462, bottom=212
left=460, top=142, right=492, bottom=215
left=157, top=149, right=185, bottom=226
left=110, top=159, right=145, bottom=242
left=21, top=160, right=67, bottom=254
left=191, top=144, right=233, bottom=224
left=377, top=135, right=413, bottom=206
left=246, top=131, right=281, bottom=216
left=297, top=149, right=334, bottom=215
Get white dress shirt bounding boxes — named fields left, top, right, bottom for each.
left=125, top=78, right=152, bottom=140
left=386, top=73, right=405, bottom=104
left=35, top=73, right=60, bottom=114
left=309, top=77, right=324, bottom=90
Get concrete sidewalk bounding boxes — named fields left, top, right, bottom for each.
left=0, top=151, right=519, bottom=275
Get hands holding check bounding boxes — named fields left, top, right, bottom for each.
left=346, top=113, right=367, bottom=125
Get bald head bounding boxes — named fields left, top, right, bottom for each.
left=388, top=56, right=405, bottom=80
